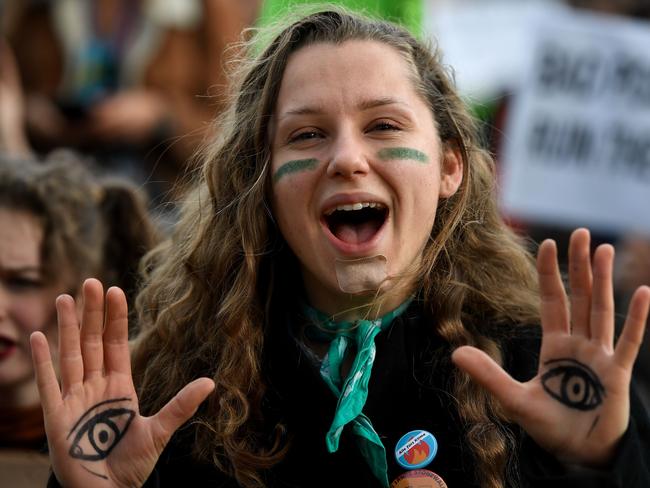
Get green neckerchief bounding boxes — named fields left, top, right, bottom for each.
left=302, top=299, right=413, bottom=488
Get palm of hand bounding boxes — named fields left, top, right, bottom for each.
left=453, top=229, right=650, bottom=467
left=31, top=280, right=214, bottom=488
left=517, top=334, right=631, bottom=466
left=44, top=379, right=156, bottom=487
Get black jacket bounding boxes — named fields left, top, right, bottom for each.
left=143, top=305, right=650, bottom=487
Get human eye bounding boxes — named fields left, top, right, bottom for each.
left=373, top=121, right=400, bottom=131
left=68, top=398, right=135, bottom=462
left=367, top=118, right=403, bottom=133
left=540, top=358, right=605, bottom=411
left=288, top=128, right=323, bottom=145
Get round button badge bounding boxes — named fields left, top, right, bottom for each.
left=390, top=469, right=448, bottom=488
left=394, top=430, right=438, bottom=470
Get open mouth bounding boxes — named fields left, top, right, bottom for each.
left=0, top=337, right=17, bottom=360
left=323, top=202, right=388, bottom=245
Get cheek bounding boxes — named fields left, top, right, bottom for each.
left=12, top=295, right=58, bottom=335
left=405, top=167, right=441, bottom=218
left=271, top=194, right=293, bottom=244
left=271, top=184, right=325, bottom=278
left=272, top=198, right=301, bottom=263
left=272, top=178, right=315, bottom=233
left=405, top=171, right=441, bottom=254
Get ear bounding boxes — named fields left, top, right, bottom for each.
left=439, top=143, right=463, bottom=198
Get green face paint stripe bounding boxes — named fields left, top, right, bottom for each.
left=272, top=158, right=319, bottom=183
left=376, top=147, right=429, bottom=164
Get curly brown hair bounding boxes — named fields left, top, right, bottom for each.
left=132, top=8, right=541, bottom=488
left=0, top=150, right=159, bottom=312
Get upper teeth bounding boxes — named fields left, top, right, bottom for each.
left=325, top=202, right=384, bottom=215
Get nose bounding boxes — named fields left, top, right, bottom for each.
left=326, top=131, right=370, bottom=179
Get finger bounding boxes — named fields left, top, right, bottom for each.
left=537, top=239, right=570, bottom=335
left=103, top=287, right=131, bottom=376
left=614, top=286, right=650, bottom=369
left=150, top=378, right=215, bottom=448
left=590, top=244, right=615, bottom=349
left=30, top=332, right=63, bottom=413
left=57, top=294, right=84, bottom=395
left=452, top=346, right=525, bottom=418
left=568, top=229, right=592, bottom=338
left=80, top=279, right=105, bottom=380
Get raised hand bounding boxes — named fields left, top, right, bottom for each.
left=30, top=279, right=215, bottom=487
left=452, top=228, right=650, bottom=467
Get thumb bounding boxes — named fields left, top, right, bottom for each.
left=451, top=346, right=525, bottom=416
left=150, top=378, right=215, bottom=446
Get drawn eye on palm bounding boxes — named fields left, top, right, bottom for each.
left=66, top=397, right=136, bottom=479
left=540, top=358, right=605, bottom=411
left=536, top=356, right=607, bottom=438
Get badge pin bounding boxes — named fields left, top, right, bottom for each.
left=394, top=430, right=438, bottom=470
left=390, top=469, right=448, bottom=488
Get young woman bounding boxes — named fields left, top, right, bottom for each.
left=0, top=152, right=157, bottom=453
left=33, top=9, right=650, bottom=488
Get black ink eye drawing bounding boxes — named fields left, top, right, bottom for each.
left=67, top=397, right=135, bottom=464
left=541, top=358, right=605, bottom=411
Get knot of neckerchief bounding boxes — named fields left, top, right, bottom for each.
left=301, top=299, right=413, bottom=488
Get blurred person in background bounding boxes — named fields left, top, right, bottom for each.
left=0, top=38, right=30, bottom=157
left=4, top=0, right=255, bottom=205
left=0, top=152, right=158, bottom=487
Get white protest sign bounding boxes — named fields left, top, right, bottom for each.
left=423, top=1, right=566, bottom=99
left=500, top=10, right=650, bottom=236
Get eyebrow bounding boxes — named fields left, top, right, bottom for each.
left=357, top=97, right=405, bottom=111
left=278, top=97, right=407, bottom=119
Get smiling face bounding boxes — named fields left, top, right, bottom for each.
left=270, top=40, right=462, bottom=317
left=0, top=207, right=62, bottom=407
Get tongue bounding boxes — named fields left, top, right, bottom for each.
left=333, top=221, right=380, bottom=244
